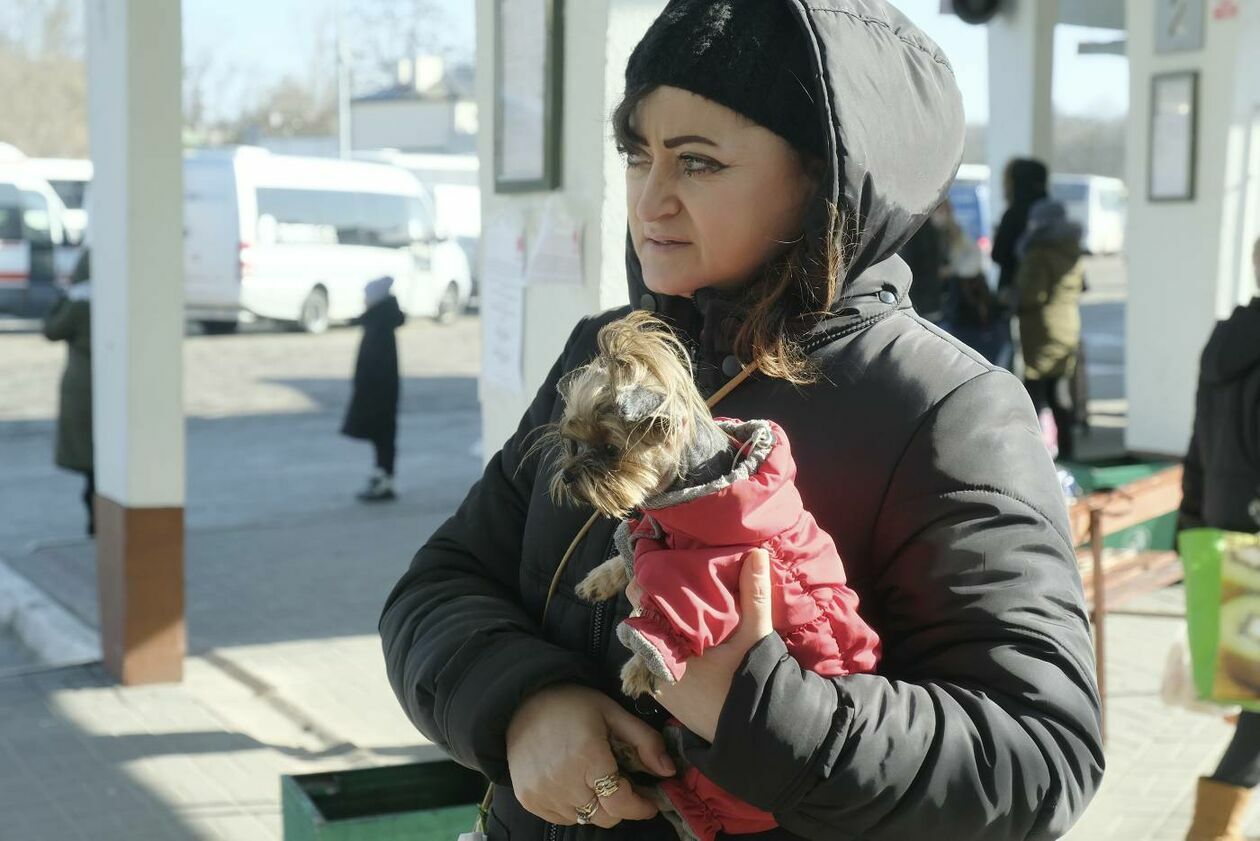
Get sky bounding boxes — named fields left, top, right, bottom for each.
left=180, top=0, right=1129, bottom=125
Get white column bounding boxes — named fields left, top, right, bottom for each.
left=86, top=0, right=186, bottom=684
left=476, top=0, right=665, bottom=454
left=985, top=0, right=1058, bottom=220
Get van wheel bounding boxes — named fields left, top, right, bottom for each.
left=435, top=282, right=460, bottom=325
left=200, top=320, right=239, bottom=335
left=299, top=288, right=330, bottom=334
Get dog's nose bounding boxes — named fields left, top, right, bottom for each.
left=562, top=465, right=580, bottom=485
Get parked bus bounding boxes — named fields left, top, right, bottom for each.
left=184, top=147, right=472, bottom=334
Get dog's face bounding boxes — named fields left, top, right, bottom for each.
left=542, top=312, right=713, bottom=518
left=549, top=363, right=684, bottom=518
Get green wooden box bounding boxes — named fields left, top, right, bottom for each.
left=281, top=760, right=486, bottom=840
left=1062, top=456, right=1180, bottom=552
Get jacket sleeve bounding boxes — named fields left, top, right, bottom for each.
left=621, top=543, right=750, bottom=683
left=378, top=317, right=603, bottom=784
left=42, top=297, right=75, bottom=341
left=1015, top=253, right=1052, bottom=312
left=683, top=371, right=1104, bottom=841
left=1179, top=425, right=1206, bottom=532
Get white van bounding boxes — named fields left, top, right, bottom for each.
left=184, top=147, right=472, bottom=334
left=357, top=151, right=481, bottom=296
left=0, top=146, right=81, bottom=317
left=26, top=158, right=92, bottom=246
left=1050, top=174, right=1127, bottom=255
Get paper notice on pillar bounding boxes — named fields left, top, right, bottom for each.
left=525, top=202, right=584, bottom=286
left=481, top=217, right=528, bottom=394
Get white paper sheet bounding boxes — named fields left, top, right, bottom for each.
left=481, top=217, right=528, bottom=394
left=525, top=202, right=584, bottom=286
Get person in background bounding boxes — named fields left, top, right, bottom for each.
left=1180, top=236, right=1260, bottom=841
left=992, top=157, right=1049, bottom=305
left=935, top=198, right=1011, bottom=366
left=1015, top=197, right=1085, bottom=461
left=44, top=249, right=95, bottom=535
left=901, top=201, right=947, bottom=322
left=342, top=275, right=405, bottom=502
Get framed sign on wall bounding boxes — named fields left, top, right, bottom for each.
left=493, top=0, right=564, bottom=193
left=1148, top=71, right=1199, bottom=202
left=1156, top=0, right=1206, bottom=54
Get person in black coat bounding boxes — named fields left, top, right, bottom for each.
left=992, top=157, right=1050, bottom=303
left=1180, top=237, right=1260, bottom=840
left=342, top=275, right=405, bottom=502
left=380, top=3, right=1102, bottom=839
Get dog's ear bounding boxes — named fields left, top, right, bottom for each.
left=615, top=386, right=665, bottom=423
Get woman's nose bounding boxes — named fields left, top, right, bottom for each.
left=634, top=164, right=681, bottom=223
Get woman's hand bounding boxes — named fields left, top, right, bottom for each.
left=505, top=684, right=676, bottom=827
left=627, top=548, right=775, bottom=742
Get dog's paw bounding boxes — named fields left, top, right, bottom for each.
left=576, top=558, right=629, bottom=602
left=620, top=656, right=658, bottom=698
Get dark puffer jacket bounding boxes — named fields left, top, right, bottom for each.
left=380, top=2, right=1103, bottom=839
left=1180, top=298, right=1260, bottom=533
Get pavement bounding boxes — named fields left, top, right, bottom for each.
left=0, top=263, right=1253, bottom=840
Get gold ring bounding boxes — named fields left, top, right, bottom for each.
left=575, top=796, right=600, bottom=825
left=592, top=772, right=622, bottom=798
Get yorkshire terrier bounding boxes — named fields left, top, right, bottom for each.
left=542, top=312, right=881, bottom=841
left=542, top=310, right=738, bottom=697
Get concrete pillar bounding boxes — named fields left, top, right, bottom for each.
left=986, top=0, right=1058, bottom=220
left=1123, top=0, right=1255, bottom=455
left=86, top=0, right=186, bottom=684
left=477, top=0, right=665, bottom=452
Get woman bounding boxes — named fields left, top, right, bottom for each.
left=1015, top=199, right=1085, bottom=461
left=1180, top=236, right=1260, bottom=841
left=44, top=249, right=94, bottom=535
left=341, top=275, right=405, bottom=502
left=993, top=158, right=1050, bottom=302
left=936, top=199, right=1010, bottom=366
left=380, top=3, right=1103, bottom=839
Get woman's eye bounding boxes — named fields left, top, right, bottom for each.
left=681, top=155, right=722, bottom=176
left=620, top=147, right=649, bottom=170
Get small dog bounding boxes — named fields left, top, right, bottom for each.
left=542, top=311, right=736, bottom=697
left=543, top=312, right=881, bottom=841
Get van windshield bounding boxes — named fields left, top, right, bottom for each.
left=48, top=179, right=87, bottom=210
left=256, top=188, right=423, bottom=249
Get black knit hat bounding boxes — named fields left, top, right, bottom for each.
left=624, top=0, right=825, bottom=159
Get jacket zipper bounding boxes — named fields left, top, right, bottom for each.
left=588, top=530, right=618, bottom=660
left=542, top=532, right=618, bottom=841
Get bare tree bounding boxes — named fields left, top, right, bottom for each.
left=0, top=0, right=87, bottom=157
left=346, top=0, right=454, bottom=95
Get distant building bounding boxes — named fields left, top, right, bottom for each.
left=352, top=56, right=477, bottom=154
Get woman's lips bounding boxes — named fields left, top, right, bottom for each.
left=644, top=236, right=691, bottom=252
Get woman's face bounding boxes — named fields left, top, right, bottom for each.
left=623, top=86, right=818, bottom=298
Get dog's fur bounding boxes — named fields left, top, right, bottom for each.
left=542, top=311, right=733, bottom=697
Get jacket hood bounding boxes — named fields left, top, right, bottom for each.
left=626, top=0, right=965, bottom=327
left=1018, top=199, right=1082, bottom=258
left=1007, top=158, right=1049, bottom=209
left=1202, top=298, right=1260, bottom=384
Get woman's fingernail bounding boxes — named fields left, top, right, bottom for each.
left=659, top=753, right=677, bottom=775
